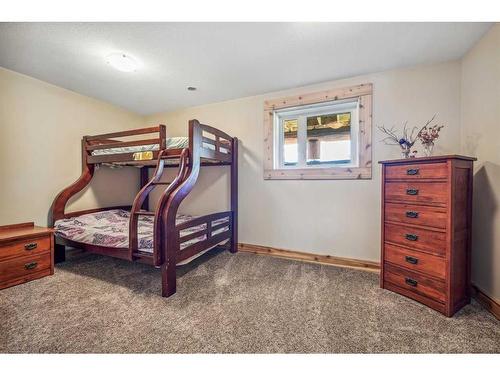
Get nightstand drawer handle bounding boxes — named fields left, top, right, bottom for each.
left=407, top=168, right=419, bottom=175
left=405, top=256, right=419, bottom=265
left=405, top=277, right=418, bottom=287
left=405, top=233, right=419, bottom=241
left=406, top=188, right=419, bottom=195
left=24, top=242, right=38, bottom=250
left=24, top=262, right=38, bottom=270
left=405, top=211, right=419, bottom=218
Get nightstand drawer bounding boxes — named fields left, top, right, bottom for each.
left=384, top=243, right=446, bottom=279
left=385, top=222, right=446, bottom=256
left=385, top=181, right=448, bottom=206
left=0, top=235, right=51, bottom=261
left=0, top=252, right=51, bottom=283
left=384, top=263, right=446, bottom=303
left=385, top=162, right=448, bottom=180
left=385, top=202, right=447, bottom=229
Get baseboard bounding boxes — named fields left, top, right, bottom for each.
left=238, top=243, right=380, bottom=273
left=471, top=284, right=500, bottom=321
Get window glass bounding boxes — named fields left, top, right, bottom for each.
left=306, top=112, right=352, bottom=165
left=274, top=99, right=359, bottom=169
left=283, top=119, right=298, bottom=166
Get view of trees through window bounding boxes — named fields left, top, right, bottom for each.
left=283, top=112, right=352, bottom=166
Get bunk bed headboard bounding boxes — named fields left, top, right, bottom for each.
left=194, top=122, right=234, bottom=165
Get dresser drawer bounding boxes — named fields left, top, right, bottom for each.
left=385, top=202, right=447, bottom=229
left=385, top=181, right=448, bottom=206
left=384, top=243, right=446, bottom=279
left=384, top=264, right=446, bottom=303
left=385, top=162, right=448, bottom=180
left=0, top=252, right=51, bottom=283
left=0, top=235, right=51, bottom=261
left=384, top=222, right=446, bottom=256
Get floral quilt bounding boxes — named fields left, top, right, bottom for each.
left=54, top=209, right=229, bottom=253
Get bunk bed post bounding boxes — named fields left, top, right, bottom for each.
left=53, top=242, right=66, bottom=263
left=158, top=152, right=189, bottom=296
left=52, top=137, right=95, bottom=262
left=159, top=124, right=167, bottom=150
left=230, top=137, right=238, bottom=253
left=138, top=124, right=165, bottom=212
left=160, top=120, right=202, bottom=297
left=139, top=167, right=149, bottom=211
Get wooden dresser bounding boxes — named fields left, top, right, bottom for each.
left=380, top=155, right=476, bottom=317
left=0, top=222, right=54, bottom=290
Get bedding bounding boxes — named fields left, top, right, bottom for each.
left=54, top=209, right=229, bottom=256
left=91, top=137, right=189, bottom=156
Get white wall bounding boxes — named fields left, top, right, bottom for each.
left=146, top=61, right=462, bottom=262
left=0, top=67, right=145, bottom=226
left=461, top=24, right=500, bottom=301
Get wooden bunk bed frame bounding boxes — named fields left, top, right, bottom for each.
left=51, top=119, right=238, bottom=297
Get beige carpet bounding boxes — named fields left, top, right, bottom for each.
left=1, top=248, right=499, bottom=353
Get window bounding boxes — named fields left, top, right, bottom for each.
left=264, top=84, right=372, bottom=180
left=276, top=100, right=359, bottom=168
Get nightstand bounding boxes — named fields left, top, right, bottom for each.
left=0, top=222, right=54, bottom=289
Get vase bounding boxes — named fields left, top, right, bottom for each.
left=423, top=142, right=434, bottom=157
left=400, top=145, right=411, bottom=159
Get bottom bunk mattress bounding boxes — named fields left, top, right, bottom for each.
left=54, top=209, right=229, bottom=259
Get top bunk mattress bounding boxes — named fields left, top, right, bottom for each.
left=91, top=136, right=189, bottom=156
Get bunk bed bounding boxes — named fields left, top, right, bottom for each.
left=50, top=120, right=238, bottom=297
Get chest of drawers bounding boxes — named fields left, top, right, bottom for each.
left=380, top=155, right=476, bottom=317
left=0, top=222, right=54, bottom=290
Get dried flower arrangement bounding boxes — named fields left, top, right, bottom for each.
left=417, top=116, right=444, bottom=156
left=378, top=115, right=440, bottom=159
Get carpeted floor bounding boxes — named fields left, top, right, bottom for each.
left=1, top=248, right=499, bottom=353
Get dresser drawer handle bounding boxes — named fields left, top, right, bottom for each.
left=24, top=262, right=38, bottom=270
left=24, top=242, right=38, bottom=250
left=406, top=168, right=419, bottom=175
left=405, top=277, right=418, bottom=287
left=405, top=256, right=419, bottom=264
left=406, top=188, right=419, bottom=195
left=405, top=233, right=419, bottom=241
left=405, top=211, right=419, bottom=218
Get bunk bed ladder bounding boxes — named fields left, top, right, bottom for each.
left=128, top=149, right=190, bottom=265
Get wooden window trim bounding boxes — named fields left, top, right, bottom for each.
left=263, top=83, right=373, bottom=180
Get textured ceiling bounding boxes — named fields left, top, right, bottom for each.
left=0, top=22, right=492, bottom=115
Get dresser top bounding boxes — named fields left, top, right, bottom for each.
left=379, top=154, right=477, bottom=165
left=0, top=222, right=53, bottom=243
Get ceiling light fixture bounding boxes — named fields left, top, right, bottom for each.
left=106, top=53, right=138, bottom=72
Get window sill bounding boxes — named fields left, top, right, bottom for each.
left=263, top=167, right=372, bottom=180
